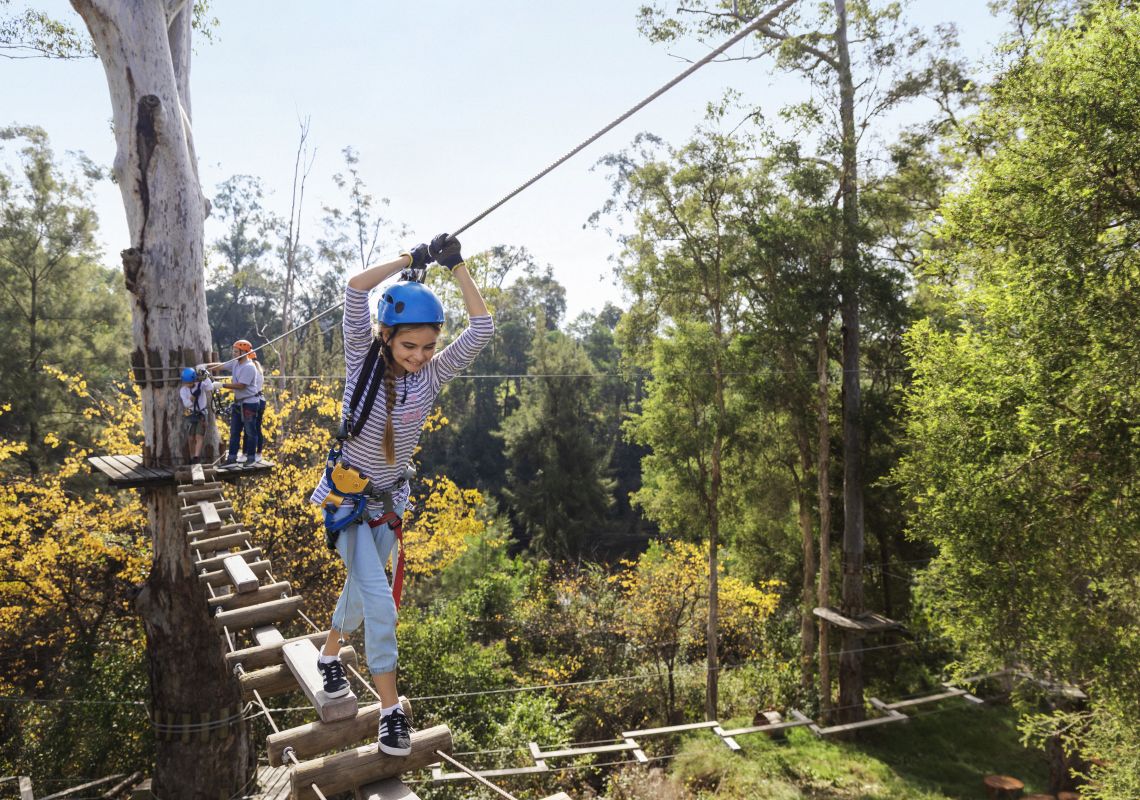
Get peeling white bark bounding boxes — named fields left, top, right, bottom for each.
left=67, top=2, right=249, bottom=795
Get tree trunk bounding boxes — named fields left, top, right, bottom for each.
left=68, top=1, right=252, bottom=794
left=795, top=413, right=816, bottom=692
left=706, top=434, right=720, bottom=721
left=816, top=320, right=833, bottom=720
left=833, top=0, right=866, bottom=726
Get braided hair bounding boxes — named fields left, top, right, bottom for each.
left=378, top=323, right=441, bottom=465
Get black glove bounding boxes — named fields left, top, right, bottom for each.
left=401, top=242, right=433, bottom=270
left=429, top=233, right=464, bottom=269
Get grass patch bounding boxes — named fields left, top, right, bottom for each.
left=647, top=703, right=1049, bottom=799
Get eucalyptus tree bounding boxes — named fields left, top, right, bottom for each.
left=59, top=2, right=253, bottom=795
left=601, top=124, right=760, bottom=719
left=636, top=0, right=973, bottom=721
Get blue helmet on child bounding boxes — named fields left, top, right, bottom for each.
left=180, top=367, right=197, bottom=383
left=378, top=281, right=445, bottom=327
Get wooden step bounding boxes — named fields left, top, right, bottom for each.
left=208, top=581, right=291, bottom=613
left=356, top=778, right=421, bottom=800
left=181, top=501, right=234, bottom=519
left=190, top=530, right=255, bottom=554
left=266, top=698, right=413, bottom=766
left=214, top=595, right=302, bottom=632
left=189, top=464, right=206, bottom=485
left=223, top=554, right=261, bottom=593
left=226, top=631, right=328, bottom=671
left=283, top=638, right=358, bottom=723
left=195, top=546, right=262, bottom=572
left=198, top=500, right=223, bottom=531
left=289, top=724, right=452, bottom=800
left=177, top=483, right=225, bottom=500
left=240, top=646, right=359, bottom=700
left=187, top=521, right=243, bottom=539
left=198, top=558, right=272, bottom=589
left=541, top=794, right=573, bottom=800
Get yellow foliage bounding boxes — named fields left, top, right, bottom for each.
left=404, top=476, right=490, bottom=578
left=0, top=382, right=148, bottom=697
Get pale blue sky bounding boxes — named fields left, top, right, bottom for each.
left=4, top=1, right=1004, bottom=321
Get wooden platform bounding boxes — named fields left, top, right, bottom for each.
left=88, top=454, right=274, bottom=488
left=813, top=607, right=902, bottom=633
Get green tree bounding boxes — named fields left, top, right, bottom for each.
left=498, top=321, right=613, bottom=559
left=897, top=5, right=1140, bottom=796
left=0, top=125, right=129, bottom=473
left=603, top=124, right=755, bottom=718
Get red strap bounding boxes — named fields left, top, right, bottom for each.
left=368, top=511, right=405, bottom=610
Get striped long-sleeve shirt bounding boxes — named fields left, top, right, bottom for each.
left=309, top=285, right=494, bottom=510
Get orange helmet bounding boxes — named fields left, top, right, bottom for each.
left=233, top=339, right=253, bottom=355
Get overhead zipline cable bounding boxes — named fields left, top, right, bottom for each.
left=243, top=0, right=796, bottom=362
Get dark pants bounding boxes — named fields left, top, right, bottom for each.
left=255, top=397, right=266, bottom=455
left=227, top=401, right=261, bottom=459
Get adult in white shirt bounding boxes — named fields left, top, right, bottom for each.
left=209, top=339, right=261, bottom=467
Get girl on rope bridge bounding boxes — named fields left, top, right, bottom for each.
left=311, top=233, right=492, bottom=756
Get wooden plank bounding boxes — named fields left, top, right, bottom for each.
left=187, top=521, right=241, bottom=538
left=177, top=483, right=225, bottom=499
left=282, top=639, right=358, bottom=723
left=267, top=698, right=413, bottom=766
left=355, top=778, right=422, bottom=800
left=101, top=771, right=143, bottom=799
left=199, top=501, right=222, bottom=530
left=534, top=740, right=640, bottom=759
left=431, top=762, right=549, bottom=782
left=190, top=530, right=254, bottom=554
left=223, top=555, right=261, bottom=593
left=88, top=455, right=136, bottom=481
left=194, top=546, right=262, bottom=572
left=208, top=581, right=291, bottom=613
left=214, top=595, right=302, bottom=632
left=189, top=463, right=205, bottom=485
left=38, top=773, right=124, bottom=800
left=621, top=720, right=719, bottom=737
left=254, top=626, right=287, bottom=646
left=198, top=558, right=271, bottom=588
left=182, top=503, right=234, bottom=521
left=130, top=778, right=152, bottom=799
left=813, top=606, right=901, bottom=633
left=883, top=688, right=967, bottom=710
left=719, top=709, right=815, bottom=738
left=540, top=794, right=573, bottom=800
left=115, top=454, right=168, bottom=480
left=240, top=647, right=358, bottom=700
left=810, top=707, right=907, bottom=736
left=289, top=724, right=452, bottom=800
left=19, top=777, right=34, bottom=800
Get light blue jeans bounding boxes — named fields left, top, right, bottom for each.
left=329, top=500, right=404, bottom=675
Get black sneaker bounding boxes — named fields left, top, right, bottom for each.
left=217, top=457, right=239, bottom=471
left=316, top=656, right=349, bottom=698
left=378, top=707, right=412, bottom=756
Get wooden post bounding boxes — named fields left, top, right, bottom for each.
left=983, top=775, right=1025, bottom=799
left=18, top=777, right=34, bottom=800
left=267, top=698, right=414, bottom=766
left=289, top=725, right=453, bottom=800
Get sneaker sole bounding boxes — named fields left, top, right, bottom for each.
left=323, top=685, right=351, bottom=699
left=379, top=742, right=412, bottom=756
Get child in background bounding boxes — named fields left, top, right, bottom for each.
left=179, top=367, right=215, bottom=465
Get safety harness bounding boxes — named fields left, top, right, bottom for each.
left=320, top=338, right=409, bottom=609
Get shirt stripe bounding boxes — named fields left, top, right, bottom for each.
left=309, top=285, right=494, bottom=509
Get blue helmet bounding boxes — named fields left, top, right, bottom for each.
left=180, top=367, right=198, bottom=383
left=378, top=281, right=444, bottom=328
